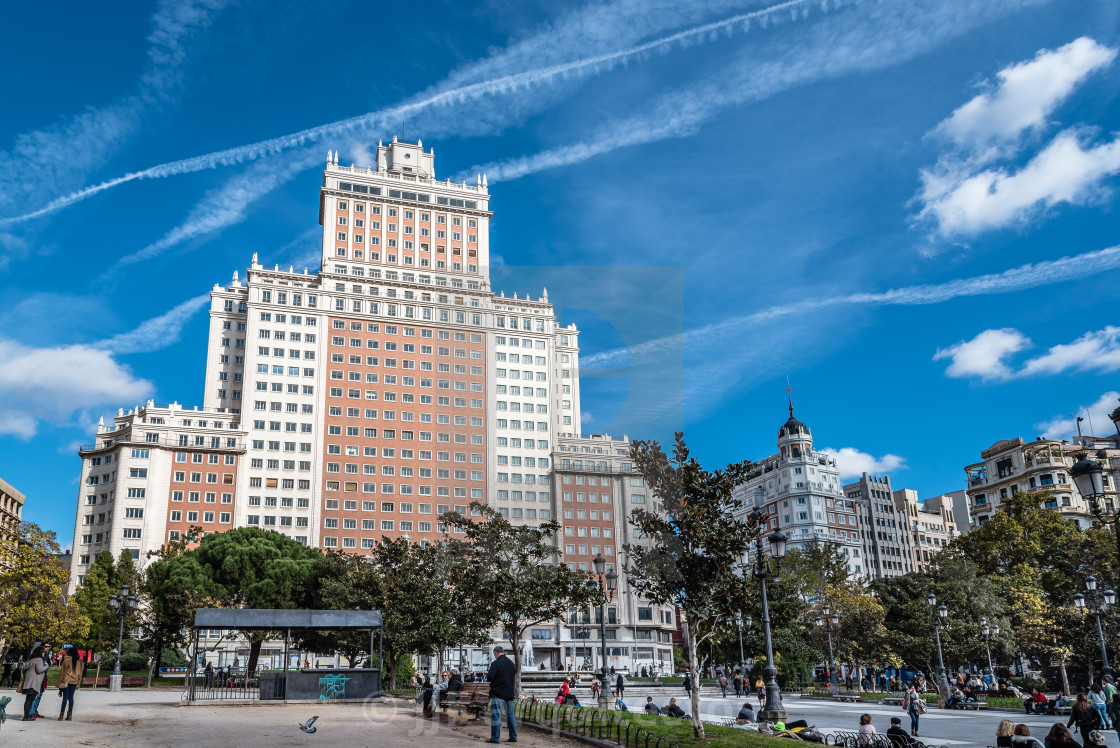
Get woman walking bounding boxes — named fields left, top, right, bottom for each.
left=1089, top=685, right=1110, bottom=729
left=56, top=648, right=84, bottom=720
left=903, top=683, right=922, bottom=737
left=756, top=676, right=765, bottom=706
left=1069, top=693, right=1103, bottom=748
left=19, top=646, right=47, bottom=722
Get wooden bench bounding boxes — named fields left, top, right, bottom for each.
left=950, top=701, right=988, bottom=710
left=834, top=691, right=862, bottom=703
left=882, top=697, right=904, bottom=706
left=441, top=682, right=490, bottom=719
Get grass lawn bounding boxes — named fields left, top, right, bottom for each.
left=519, top=703, right=788, bottom=748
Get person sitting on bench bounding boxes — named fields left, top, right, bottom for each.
left=644, top=697, right=661, bottom=716
left=664, top=698, right=687, bottom=718
left=888, top=717, right=918, bottom=746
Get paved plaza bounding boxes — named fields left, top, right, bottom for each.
left=0, top=689, right=574, bottom=748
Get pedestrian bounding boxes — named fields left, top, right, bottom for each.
left=858, top=713, right=877, bottom=746
left=616, top=672, right=626, bottom=700
left=1046, top=724, right=1081, bottom=748
left=996, top=719, right=1015, bottom=747
left=1109, top=693, right=1120, bottom=742
left=719, top=673, right=728, bottom=698
left=0, top=656, right=12, bottom=689
left=1090, top=684, right=1110, bottom=729
left=1069, top=693, right=1103, bottom=748
left=55, top=647, right=84, bottom=721
left=683, top=673, right=691, bottom=697
left=421, top=675, right=434, bottom=716
left=19, top=645, right=47, bottom=722
left=28, top=643, right=51, bottom=718
left=903, top=683, right=923, bottom=737
left=756, top=675, right=765, bottom=706
left=486, top=646, right=517, bottom=744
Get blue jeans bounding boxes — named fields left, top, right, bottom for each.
left=61, top=684, right=76, bottom=713
left=490, top=697, right=517, bottom=741
left=1094, top=703, right=1110, bottom=729
left=31, top=688, right=43, bottom=715
left=909, top=708, right=919, bottom=733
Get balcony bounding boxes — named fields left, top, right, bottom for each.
left=80, top=434, right=247, bottom=454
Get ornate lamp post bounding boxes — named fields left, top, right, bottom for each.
left=927, top=593, right=951, bottom=695
left=736, top=612, right=748, bottom=678
left=590, top=553, right=618, bottom=707
left=1073, top=575, right=1115, bottom=679
left=107, top=584, right=138, bottom=692
left=741, top=521, right=788, bottom=721
left=979, top=616, right=999, bottom=678
left=814, top=605, right=840, bottom=688
left=1072, top=456, right=1120, bottom=569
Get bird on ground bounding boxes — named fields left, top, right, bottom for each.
left=299, top=715, right=319, bottom=733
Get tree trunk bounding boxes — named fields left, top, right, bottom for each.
left=247, top=638, right=263, bottom=674
left=146, top=638, right=163, bottom=687
left=510, top=625, right=522, bottom=699
left=687, top=619, right=705, bottom=738
left=1060, top=658, right=1071, bottom=695
left=389, top=653, right=399, bottom=689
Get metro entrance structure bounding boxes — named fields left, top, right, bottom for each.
left=186, top=609, right=383, bottom=702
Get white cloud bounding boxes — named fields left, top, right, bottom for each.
left=0, top=340, right=152, bottom=439
left=583, top=243, right=1120, bottom=369
left=1021, top=326, right=1120, bottom=377
left=0, top=294, right=211, bottom=438
left=916, top=37, right=1119, bottom=238
left=935, top=37, right=1116, bottom=153
left=1036, top=391, right=1120, bottom=439
left=97, top=294, right=210, bottom=354
left=820, top=448, right=907, bottom=481
left=933, top=328, right=1031, bottom=380
left=919, top=129, right=1120, bottom=237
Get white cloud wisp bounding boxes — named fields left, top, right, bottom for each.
left=0, top=0, right=838, bottom=228
left=1037, top=391, right=1120, bottom=440
left=934, top=325, right=1120, bottom=381
left=933, top=328, right=1032, bottom=380
left=583, top=243, right=1120, bottom=368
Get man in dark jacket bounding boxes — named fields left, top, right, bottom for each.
left=644, top=696, right=661, bottom=715
left=664, top=698, right=687, bottom=718
left=888, top=717, right=918, bottom=746
left=486, top=646, right=517, bottom=743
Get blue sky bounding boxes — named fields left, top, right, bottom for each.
left=3, top=0, right=1120, bottom=546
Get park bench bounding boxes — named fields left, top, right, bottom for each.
left=441, top=682, right=490, bottom=720
left=833, top=691, right=862, bottom=703
left=80, top=675, right=147, bottom=688
left=882, top=697, right=904, bottom=706
left=949, top=700, right=988, bottom=710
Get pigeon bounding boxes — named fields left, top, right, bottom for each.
left=299, top=715, right=319, bottom=734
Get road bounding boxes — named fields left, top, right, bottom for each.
left=664, top=693, right=1119, bottom=748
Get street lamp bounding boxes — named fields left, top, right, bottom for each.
left=589, top=553, right=618, bottom=707
left=1073, top=575, right=1116, bottom=679
left=107, top=584, right=139, bottom=692
left=1071, top=457, right=1120, bottom=569
left=736, top=612, right=747, bottom=678
left=741, top=518, right=788, bottom=721
left=814, top=605, right=840, bottom=688
left=979, top=616, right=999, bottom=679
left=927, top=593, right=951, bottom=696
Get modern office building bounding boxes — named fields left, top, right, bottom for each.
left=68, top=139, right=671, bottom=673
left=892, top=489, right=958, bottom=572
left=843, top=473, right=915, bottom=580
left=731, top=402, right=865, bottom=576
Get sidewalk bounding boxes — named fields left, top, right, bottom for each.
left=0, top=689, right=580, bottom=748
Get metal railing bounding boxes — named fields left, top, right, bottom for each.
left=513, top=701, right=681, bottom=748
left=826, top=731, right=939, bottom=748
left=182, top=668, right=260, bottom=701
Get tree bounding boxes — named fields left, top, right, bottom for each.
left=441, top=502, right=597, bottom=697
left=0, top=522, right=88, bottom=655
left=624, top=433, right=756, bottom=737
left=191, top=527, right=320, bottom=671
left=71, top=551, right=117, bottom=654
left=141, top=527, right=216, bottom=684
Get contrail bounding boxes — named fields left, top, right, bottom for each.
left=0, top=0, right=839, bottom=227
left=583, top=244, right=1120, bottom=367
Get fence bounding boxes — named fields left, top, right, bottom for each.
left=514, top=701, right=682, bottom=748
left=182, top=668, right=261, bottom=702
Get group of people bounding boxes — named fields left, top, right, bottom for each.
left=707, top=669, right=765, bottom=702
left=643, top=696, right=689, bottom=718
left=7, top=643, right=86, bottom=723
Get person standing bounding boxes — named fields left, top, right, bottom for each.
left=55, top=648, right=84, bottom=720
left=616, top=672, right=626, bottom=701
left=719, top=672, right=728, bottom=697
left=682, top=673, right=691, bottom=697
left=1090, top=684, right=1110, bottom=729
left=20, top=646, right=47, bottom=722
left=733, top=671, right=742, bottom=698
left=486, top=646, right=517, bottom=744
left=28, top=643, right=52, bottom=718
